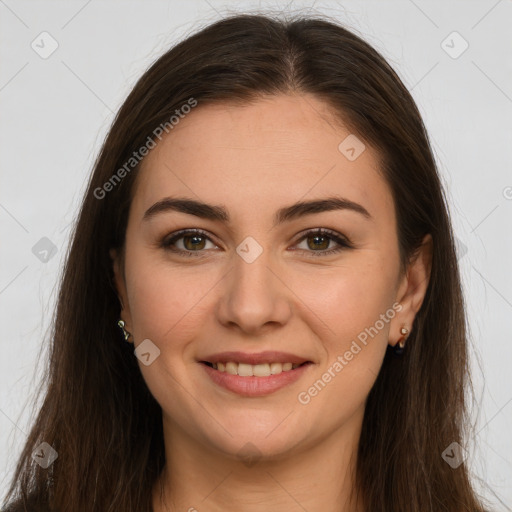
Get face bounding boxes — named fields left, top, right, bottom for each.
left=112, top=93, right=427, bottom=461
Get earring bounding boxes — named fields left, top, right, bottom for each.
left=117, top=319, right=133, bottom=343
left=393, top=326, right=409, bottom=355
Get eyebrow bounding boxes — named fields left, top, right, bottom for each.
left=142, top=195, right=372, bottom=226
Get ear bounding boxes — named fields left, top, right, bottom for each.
left=110, top=248, right=132, bottom=328
left=390, top=234, right=433, bottom=347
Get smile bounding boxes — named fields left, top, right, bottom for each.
left=203, top=361, right=306, bottom=376
left=199, top=359, right=314, bottom=397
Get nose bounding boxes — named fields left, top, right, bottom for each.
left=215, top=245, right=292, bottom=335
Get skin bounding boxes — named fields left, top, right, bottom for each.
left=111, top=92, right=432, bottom=512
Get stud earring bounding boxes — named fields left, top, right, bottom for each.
left=393, top=326, right=409, bottom=355
left=117, top=319, right=133, bottom=343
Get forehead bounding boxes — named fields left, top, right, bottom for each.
left=131, top=93, right=394, bottom=226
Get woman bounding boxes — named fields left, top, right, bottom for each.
left=2, top=12, right=491, bottom=512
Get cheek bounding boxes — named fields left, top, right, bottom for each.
left=291, top=258, right=398, bottom=409
left=296, top=257, right=397, bottom=339
left=125, top=250, right=221, bottom=343
left=293, top=266, right=394, bottom=422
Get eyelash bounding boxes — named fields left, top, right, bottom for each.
left=160, top=228, right=353, bottom=258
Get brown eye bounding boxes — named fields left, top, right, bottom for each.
left=306, top=234, right=330, bottom=250
left=161, top=229, right=217, bottom=257
left=294, top=229, right=352, bottom=257
left=182, top=234, right=207, bottom=251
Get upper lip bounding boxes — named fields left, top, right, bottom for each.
left=199, top=351, right=312, bottom=365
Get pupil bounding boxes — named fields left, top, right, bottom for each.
left=309, top=235, right=328, bottom=250
left=185, top=235, right=205, bottom=250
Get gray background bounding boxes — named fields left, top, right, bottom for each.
left=1, top=0, right=511, bottom=508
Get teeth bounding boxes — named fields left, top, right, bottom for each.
left=210, top=361, right=303, bottom=376
left=238, top=363, right=253, bottom=377
left=253, top=363, right=271, bottom=377
left=225, top=362, right=238, bottom=375
left=270, top=362, right=283, bottom=375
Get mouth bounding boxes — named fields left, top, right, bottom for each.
left=197, top=352, right=314, bottom=396
left=200, top=360, right=311, bottom=376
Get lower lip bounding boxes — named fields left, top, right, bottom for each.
left=200, top=362, right=313, bottom=397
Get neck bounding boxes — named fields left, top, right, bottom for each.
left=152, top=410, right=365, bottom=512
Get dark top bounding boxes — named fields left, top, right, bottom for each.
left=2, top=496, right=50, bottom=512
left=2, top=496, right=490, bottom=512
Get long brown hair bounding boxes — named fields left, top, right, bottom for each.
left=3, top=12, right=491, bottom=512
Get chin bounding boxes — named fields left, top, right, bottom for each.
left=194, top=415, right=310, bottom=462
